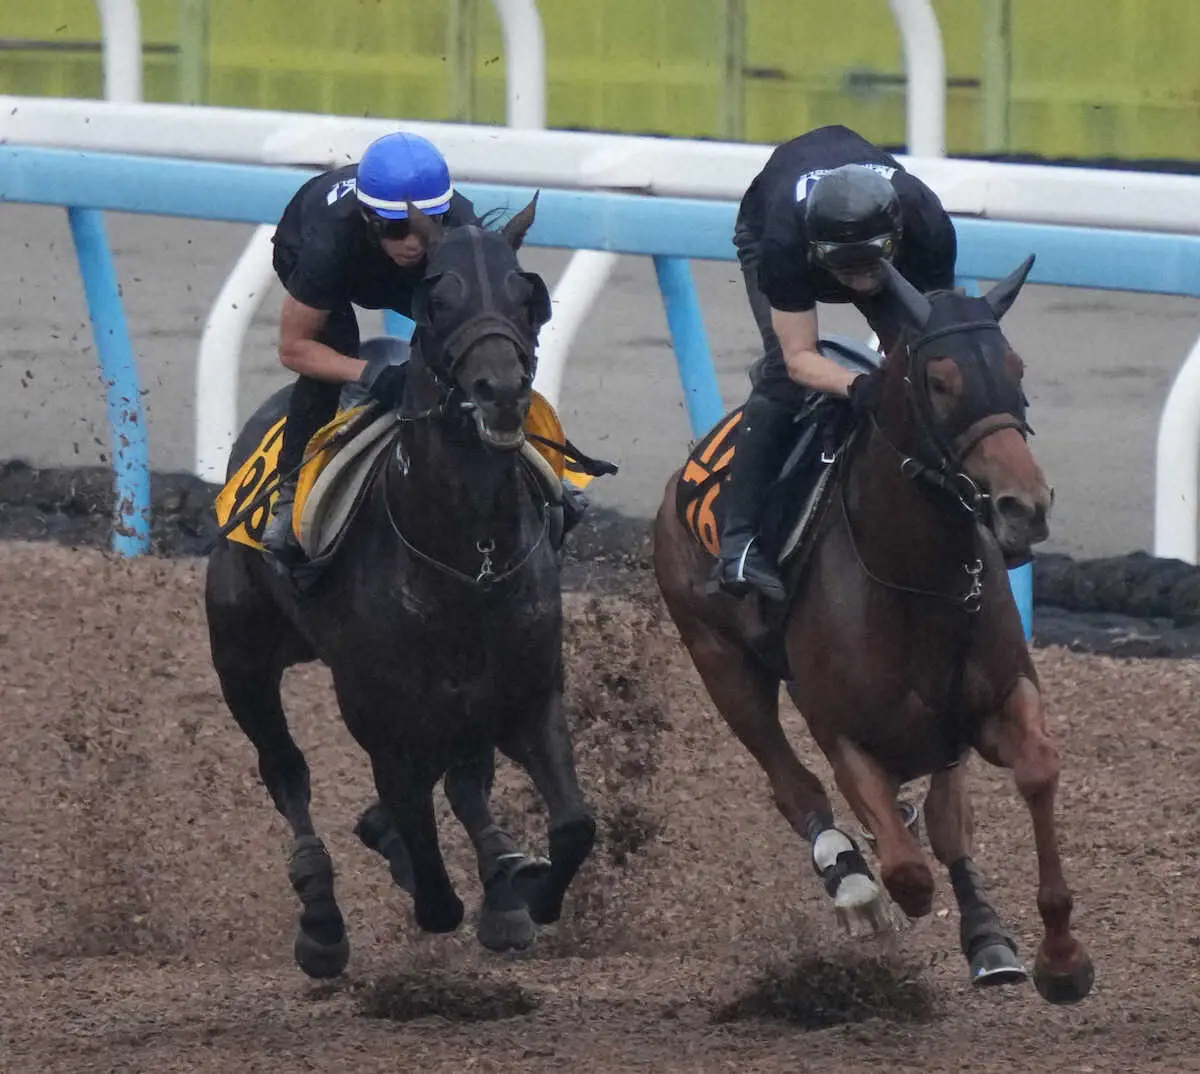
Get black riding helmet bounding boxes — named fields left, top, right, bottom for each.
left=804, top=164, right=903, bottom=273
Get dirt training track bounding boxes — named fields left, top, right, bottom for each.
left=5, top=196, right=1200, bottom=1071
left=4, top=539, right=1200, bottom=1074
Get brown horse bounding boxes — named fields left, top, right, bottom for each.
left=653, top=258, right=1093, bottom=1004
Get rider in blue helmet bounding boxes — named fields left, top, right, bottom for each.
left=262, top=131, right=478, bottom=558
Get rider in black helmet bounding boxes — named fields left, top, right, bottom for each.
left=717, top=125, right=958, bottom=602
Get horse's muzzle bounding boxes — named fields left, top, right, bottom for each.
left=992, top=493, right=1050, bottom=556
left=470, top=397, right=530, bottom=451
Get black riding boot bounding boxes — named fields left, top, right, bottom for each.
left=263, top=376, right=340, bottom=560
left=714, top=393, right=796, bottom=602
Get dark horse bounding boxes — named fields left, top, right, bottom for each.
left=205, top=198, right=596, bottom=977
left=654, top=259, right=1094, bottom=1003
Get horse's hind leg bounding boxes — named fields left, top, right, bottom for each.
left=353, top=800, right=415, bottom=894
left=354, top=749, right=543, bottom=952
left=369, top=753, right=464, bottom=935
left=924, top=761, right=1028, bottom=987
left=675, top=616, right=888, bottom=936
left=498, top=690, right=596, bottom=928
left=978, top=677, right=1094, bottom=1004
left=825, top=736, right=934, bottom=920
left=205, top=551, right=349, bottom=978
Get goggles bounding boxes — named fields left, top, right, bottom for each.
left=364, top=212, right=413, bottom=241
left=811, top=233, right=897, bottom=272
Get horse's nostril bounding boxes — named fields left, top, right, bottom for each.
left=995, top=494, right=1033, bottom=524
left=473, top=378, right=496, bottom=403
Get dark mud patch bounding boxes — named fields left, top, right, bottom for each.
left=357, top=971, right=539, bottom=1023
left=712, top=951, right=939, bottom=1030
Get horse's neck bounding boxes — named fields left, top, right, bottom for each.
left=393, top=418, right=532, bottom=557
left=845, top=415, right=978, bottom=578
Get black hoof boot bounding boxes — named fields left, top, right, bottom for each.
left=969, top=941, right=1029, bottom=988
left=477, top=853, right=547, bottom=954
left=288, top=836, right=350, bottom=979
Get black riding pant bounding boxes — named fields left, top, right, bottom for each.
left=719, top=222, right=820, bottom=554
left=733, top=218, right=813, bottom=412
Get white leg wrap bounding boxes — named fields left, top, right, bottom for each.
left=812, top=827, right=855, bottom=871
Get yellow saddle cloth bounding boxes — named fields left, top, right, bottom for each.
left=213, top=392, right=588, bottom=555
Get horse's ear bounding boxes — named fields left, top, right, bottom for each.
left=405, top=202, right=443, bottom=253
left=984, top=254, right=1036, bottom=320
left=410, top=273, right=440, bottom=326
left=501, top=192, right=539, bottom=250
left=880, top=259, right=932, bottom=330
left=520, top=271, right=552, bottom=327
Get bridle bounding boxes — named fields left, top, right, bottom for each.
left=840, top=318, right=1031, bottom=614
left=381, top=229, right=549, bottom=587
left=399, top=226, right=542, bottom=420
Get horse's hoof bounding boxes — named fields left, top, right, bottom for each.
left=294, top=929, right=350, bottom=979
left=477, top=905, right=537, bottom=954
left=414, top=895, right=465, bottom=935
left=970, top=942, right=1029, bottom=988
left=1033, top=946, right=1095, bottom=1004
left=834, top=872, right=893, bottom=937
left=882, top=860, right=935, bottom=919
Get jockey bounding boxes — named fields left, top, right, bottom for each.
left=717, top=124, right=958, bottom=602
left=261, top=131, right=479, bottom=559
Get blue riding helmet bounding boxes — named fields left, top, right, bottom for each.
left=355, top=132, right=453, bottom=220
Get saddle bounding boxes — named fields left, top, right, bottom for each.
left=677, top=334, right=882, bottom=590
left=213, top=337, right=583, bottom=570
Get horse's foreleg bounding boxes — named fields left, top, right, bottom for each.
left=828, top=737, right=934, bottom=919
left=924, top=762, right=1028, bottom=987
left=354, top=750, right=522, bottom=901
left=442, top=749, right=544, bottom=954
left=370, top=754, right=464, bottom=934
left=497, top=690, right=595, bottom=927
left=442, top=749, right=535, bottom=881
left=211, top=651, right=349, bottom=979
left=979, top=677, right=1094, bottom=1003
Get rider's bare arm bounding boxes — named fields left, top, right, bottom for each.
left=278, top=295, right=368, bottom=383
left=771, top=307, right=860, bottom=397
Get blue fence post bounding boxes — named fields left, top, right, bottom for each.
left=1007, top=561, right=1034, bottom=640
left=959, top=275, right=1033, bottom=642
left=653, top=255, right=724, bottom=438
left=382, top=310, right=416, bottom=341
left=67, top=207, right=151, bottom=557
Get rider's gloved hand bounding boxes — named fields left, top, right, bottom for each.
left=362, top=363, right=408, bottom=407
left=846, top=368, right=885, bottom=417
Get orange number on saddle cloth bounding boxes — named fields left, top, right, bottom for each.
left=679, top=409, right=743, bottom=556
